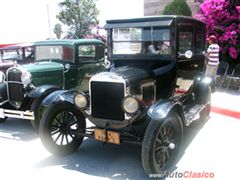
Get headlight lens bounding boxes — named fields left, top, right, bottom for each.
left=21, top=71, right=32, bottom=86
left=122, top=96, right=139, bottom=114
left=74, top=93, right=88, bottom=109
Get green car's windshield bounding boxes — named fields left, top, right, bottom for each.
left=112, top=27, right=172, bottom=55
left=35, top=45, right=73, bottom=62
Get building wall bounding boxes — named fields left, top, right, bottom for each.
left=144, top=0, right=201, bottom=16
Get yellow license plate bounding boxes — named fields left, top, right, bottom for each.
left=94, top=129, right=120, bottom=144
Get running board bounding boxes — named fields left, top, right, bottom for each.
left=184, top=104, right=205, bottom=126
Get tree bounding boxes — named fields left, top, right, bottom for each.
left=162, top=0, right=192, bottom=16
left=57, top=0, right=99, bottom=39
left=53, top=23, right=63, bottom=39
left=194, top=0, right=240, bottom=63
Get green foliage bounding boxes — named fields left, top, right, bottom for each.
left=162, top=0, right=192, bottom=16
left=57, top=0, right=99, bottom=39
left=53, top=23, right=63, bottom=39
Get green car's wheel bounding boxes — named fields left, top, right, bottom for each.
left=0, top=118, right=7, bottom=123
left=30, top=97, right=46, bottom=131
left=39, top=101, right=86, bottom=156
left=142, top=112, right=183, bottom=175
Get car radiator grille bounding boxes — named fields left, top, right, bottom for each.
left=7, top=69, right=24, bottom=102
left=142, top=84, right=156, bottom=105
left=90, top=81, right=125, bottom=121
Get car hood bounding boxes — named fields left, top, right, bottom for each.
left=22, top=61, right=64, bottom=73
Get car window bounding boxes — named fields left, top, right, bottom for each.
left=178, top=31, right=193, bottom=53
left=35, top=45, right=73, bottom=62
left=112, top=27, right=172, bottom=55
left=195, top=24, right=205, bottom=53
left=2, top=50, right=22, bottom=60
left=78, top=45, right=96, bottom=62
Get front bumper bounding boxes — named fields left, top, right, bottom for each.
left=0, top=108, right=34, bottom=120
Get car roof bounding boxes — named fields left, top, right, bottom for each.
left=0, top=42, right=33, bottom=50
left=34, top=39, right=104, bottom=46
left=105, top=15, right=205, bottom=28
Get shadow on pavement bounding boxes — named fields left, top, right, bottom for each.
left=0, top=118, right=38, bottom=141
left=33, top=118, right=208, bottom=180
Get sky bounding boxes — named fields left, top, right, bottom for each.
left=0, top=0, right=143, bottom=43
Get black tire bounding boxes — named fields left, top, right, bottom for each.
left=0, top=118, right=7, bottom=123
left=30, top=97, right=46, bottom=131
left=39, top=101, right=86, bottom=156
left=200, top=87, right=211, bottom=120
left=142, top=112, right=183, bottom=175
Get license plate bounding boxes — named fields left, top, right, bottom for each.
left=94, top=129, right=120, bottom=144
left=0, top=108, right=5, bottom=118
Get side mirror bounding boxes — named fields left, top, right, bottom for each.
left=184, top=50, right=193, bottom=59
left=178, top=50, right=193, bottom=59
left=64, top=63, right=70, bottom=73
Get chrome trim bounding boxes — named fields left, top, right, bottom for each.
left=0, top=108, right=34, bottom=120
left=6, top=66, right=24, bottom=108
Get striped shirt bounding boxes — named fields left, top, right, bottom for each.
left=207, top=43, right=219, bottom=66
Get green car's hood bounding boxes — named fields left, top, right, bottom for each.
left=22, top=61, right=64, bottom=73
left=21, top=61, right=64, bottom=87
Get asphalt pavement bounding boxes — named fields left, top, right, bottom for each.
left=0, top=90, right=239, bottom=180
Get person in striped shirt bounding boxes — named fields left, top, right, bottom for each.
left=205, top=35, right=220, bottom=77
left=205, top=35, right=220, bottom=92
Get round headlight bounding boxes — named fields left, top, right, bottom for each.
left=74, top=93, right=88, bottom=109
left=21, top=71, right=32, bottom=86
left=122, top=96, right=139, bottom=114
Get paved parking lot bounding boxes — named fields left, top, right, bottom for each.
left=0, top=90, right=239, bottom=180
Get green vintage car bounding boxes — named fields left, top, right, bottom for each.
left=0, top=39, right=106, bottom=129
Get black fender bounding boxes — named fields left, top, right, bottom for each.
left=41, top=89, right=80, bottom=107
left=27, top=85, right=61, bottom=99
left=148, top=99, right=185, bottom=123
left=192, top=75, right=212, bottom=104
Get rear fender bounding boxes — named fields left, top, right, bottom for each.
left=148, top=99, right=185, bottom=124
left=193, top=76, right=212, bottom=104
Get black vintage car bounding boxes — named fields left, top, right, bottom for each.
left=39, top=16, right=211, bottom=175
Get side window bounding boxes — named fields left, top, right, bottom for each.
left=178, top=31, right=193, bottom=53
left=78, top=45, right=96, bottom=62
left=195, top=24, right=205, bottom=53
left=178, top=22, right=194, bottom=54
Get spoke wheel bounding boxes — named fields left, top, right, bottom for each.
left=39, top=102, right=86, bottom=156
left=142, top=112, right=183, bottom=175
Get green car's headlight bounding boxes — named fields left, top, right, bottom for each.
left=122, top=96, right=139, bottom=114
left=21, top=71, right=32, bottom=87
left=74, top=93, right=88, bottom=109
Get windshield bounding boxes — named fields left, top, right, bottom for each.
left=112, top=27, right=172, bottom=55
left=35, top=45, right=73, bottom=62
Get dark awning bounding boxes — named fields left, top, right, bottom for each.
left=104, top=20, right=173, bottom=29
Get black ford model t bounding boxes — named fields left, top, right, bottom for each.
left=39, top=16, right=211, bottom=175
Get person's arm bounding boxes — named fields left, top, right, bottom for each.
left=148, top=44, right=160, bottom=54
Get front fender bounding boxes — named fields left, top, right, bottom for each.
left=42, top=90, right=79, bottom=107
left=28, top=85, right=61, bottom=99
left=148, top=99, right=184, bottom=121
